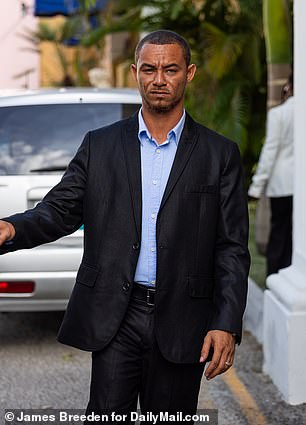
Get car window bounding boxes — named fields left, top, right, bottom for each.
left=0, top=103, right=139, bottom=175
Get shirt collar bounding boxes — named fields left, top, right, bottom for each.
left=138, top=108, right=186, bottom=146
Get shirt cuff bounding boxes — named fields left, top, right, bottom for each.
left=248, top=186, right=262, bottom=199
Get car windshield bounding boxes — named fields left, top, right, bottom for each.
left=0, top=103, right=139, bottom=175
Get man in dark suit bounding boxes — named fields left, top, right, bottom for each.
left=0, top=30, right=250, bottom=421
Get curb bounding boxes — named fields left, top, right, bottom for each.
left=244, top=278, right=264, bottom=344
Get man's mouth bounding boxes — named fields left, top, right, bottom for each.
left=150, top=90, right=170, bottom=94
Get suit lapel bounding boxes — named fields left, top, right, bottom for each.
left=159, top=113, right=199, bottom=213
left=121, top=114, right=142, bottom=240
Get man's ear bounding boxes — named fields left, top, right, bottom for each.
left=187, top=64, right=196, bottom=83
left=130, top=64, right=137, bottom=82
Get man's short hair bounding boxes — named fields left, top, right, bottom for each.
left=135, top=30, right=191, bottom=67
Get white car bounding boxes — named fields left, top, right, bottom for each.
left=0, top=88, right=141, bottom=311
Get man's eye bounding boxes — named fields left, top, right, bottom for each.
left=143, top=69, right=154, bottom=73
left=166, top=69, right=177, bottom=74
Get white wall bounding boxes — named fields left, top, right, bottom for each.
left=0, top=0, right=39, bottom=90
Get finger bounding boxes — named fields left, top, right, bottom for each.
left=222, top=354, right=235, bottom=374
left=205, top=339, right=236, bottom=379
left=215, top=347, right=236, bottom=378
left=222, top=338, right=235, bottom=365
left=205, top=332, right=236, bottom=379
left=226, top=348, right=235, bottom=367
left=200, top=334, right=212, bottom=363
left=204, top=345, right=222, bottom=379
left=209, top=351, right=231, bottom=379
left=215, top=355, right=232, bottom=379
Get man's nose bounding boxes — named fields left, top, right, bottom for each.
left=153, top=70, right=166, bottom=86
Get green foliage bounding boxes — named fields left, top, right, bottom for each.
left=263, top=0, right=292, bottom=64
left=96, top=0, right=267, bottom=180
left=202, top=23, right=245, bottom=79
left=248, top=202, right=266, bottom=288
left=25, top=18, right=83, bottom=45
left=28, top=0, right=268, bottom=181
left=79, top=0, right=98, bottom=13
left=23, top=18, right=96, bottom=86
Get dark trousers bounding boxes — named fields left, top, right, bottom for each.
left=85, top=294, right=205, bottom=424
left=267, top=196, right=293, bottom=276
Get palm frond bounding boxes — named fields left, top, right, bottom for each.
left=240, top=33, right=262, bottom=84
left=208, top=78, right=249, bottom=144
left=34, top=22, right=57, bottom=42
left=59, top=17, right=84, bottom=42
left=203, top=22, right=246, bottom=79
left=54, top=43, right=69, bottom=74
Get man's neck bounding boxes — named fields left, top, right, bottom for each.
left=141, top=105, right=185, bottom=145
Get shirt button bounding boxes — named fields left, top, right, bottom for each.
left=151, top=280, right=156, bottom=285
left=152, top=180, right=157, bottom=185
left=151, top=247, right=155, bottom=252
left=156, top=149, right=160, bottom=154
left=151, top=213, right=156, bottom=219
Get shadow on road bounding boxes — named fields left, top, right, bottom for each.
left=0, top=311, right=65, bottom=345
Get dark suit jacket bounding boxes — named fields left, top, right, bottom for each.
left=0, top=113, right=250, bottom=363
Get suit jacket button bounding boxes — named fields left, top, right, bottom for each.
left=122, top=282, right=130, bottom=292
left=132, top=242, right=140, bottom=250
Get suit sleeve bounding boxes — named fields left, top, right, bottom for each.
left=248, top=108, right=281, bottom=198
left=0, top=132, right=90, bottom=254
left=209, top=142, right=250, bottom=343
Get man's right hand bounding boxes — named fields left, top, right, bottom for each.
left=0, top=220, right=16, bottom=246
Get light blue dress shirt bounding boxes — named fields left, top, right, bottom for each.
left=134, top=109, right=186, bottom=287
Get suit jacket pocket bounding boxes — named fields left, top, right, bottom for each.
left=76, top=263, right=99, bottom=287
left=188, top=276, right=214, bottom=298
left=184, top=184, right=217, bottom=194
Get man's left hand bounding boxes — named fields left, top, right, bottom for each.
left=199, top=330, right=236, bottom=380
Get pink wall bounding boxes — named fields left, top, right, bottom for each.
left=0, top=0, right=39, bottom=90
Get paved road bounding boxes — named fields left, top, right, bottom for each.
left=0, top=311, right=306, bottom=424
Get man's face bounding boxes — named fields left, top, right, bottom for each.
left=131, top=43, right=196, bottom=113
